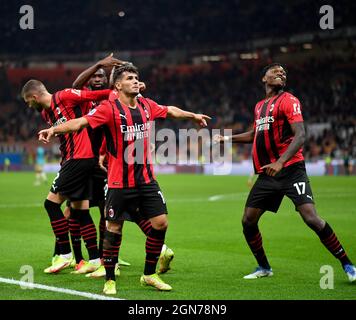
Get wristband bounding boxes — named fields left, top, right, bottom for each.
left=224, top=136, right=230, bottom=142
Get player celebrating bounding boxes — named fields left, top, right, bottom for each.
left=70, top=56, right=175, bottom=277
left=214, top=63, right=356, bottom=282
left=38, top=63, right=211, bottom=294
left=22, top=80, right=110, bottom=274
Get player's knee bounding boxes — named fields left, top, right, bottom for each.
left=304, top=215, right=325, bottom=232
left=300, top=210, right=324, bottom=232
left=151, top=216, right=168, bottom=231
left=155, top=221, right=168, bottom=231
left=241, top=215, right=258, bottom=229
left=106, top=221, right=122, bottom=234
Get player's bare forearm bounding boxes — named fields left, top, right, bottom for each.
left=277, top=122, right=305, bottom=165
left=167, top=106, right=211, bottom=127
left=213, top=130, right=254, bottom=144
left=167, top=106, right=195, bottom=119
left=230, top=130, right=255, bottom=143
left=38, top=118, right=89, bottom=144
left=72, top=53, right=125, bottom=89
left=72, top=64, right=101, bottom=89
left=54, top=117, right=89, bottom=135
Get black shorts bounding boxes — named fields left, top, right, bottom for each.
left=50, top=158, right=96, bottom=201
left=246, top=161, right=314, bottom=213
left=105, top=180, right=168, bottom=222
left=89, top=164, right=107, bottom=207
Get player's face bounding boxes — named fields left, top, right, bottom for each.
left=88, top=69, right=107, bottom=90
left=115, top=72, right=140, bottom=95
left=263, top=66, right=287, bottom=88
left=24, top=94, right=43, bottom=112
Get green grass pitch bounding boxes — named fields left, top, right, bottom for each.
left=0, top=172, right=355, bottom=300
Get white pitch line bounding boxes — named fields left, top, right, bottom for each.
left=208, top=193, right=248, bottom=201
left=0, top=277, right=123, bottom=300
left=0, top=203, right=42, bottom=208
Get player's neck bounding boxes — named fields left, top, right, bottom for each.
left=42, top=92, right=53, bottom=108
left=265, top=86, right=283, bottom=99
left=119, top=94, right=137, bottom=109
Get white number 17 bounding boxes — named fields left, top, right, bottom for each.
left=293, top=182, right=305, bottom=195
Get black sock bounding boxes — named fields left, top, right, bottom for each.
left=144, top=228, right=166, bottom=275
left=243, top=224, right=271, bottom=270
left=53, top=240, right=60, bottom=256
left=69, top=208, right=84, bottom=263
left=317, top=222, right=352, bottom=267
left=74, top=209, right=99, bottom=260
left=44, top=199, right=71, bottom=255
left=103, top=231, right=121, bottom=281
left=136, top=218, right=153, bottom=236
left=98, top=203, right=106, bottom=259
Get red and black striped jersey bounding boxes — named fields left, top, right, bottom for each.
left=252, top=91, right=304, bottom=174
left=41, top=88, right=111, bottom=162
left=81, top=86, right=107, bottom=158
left=84, top=90, right=168, bottom=188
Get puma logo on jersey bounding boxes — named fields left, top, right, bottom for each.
left=120, top=113, right=127, bottom=120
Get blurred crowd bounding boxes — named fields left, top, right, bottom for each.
left=1, top=0, right=355, bottom=54
left=0, top=56, right=355, bottom=165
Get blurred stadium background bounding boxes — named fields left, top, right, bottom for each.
left=1, top=0, right=355, bottom=175
left=0, top=0, right=356, bottom=301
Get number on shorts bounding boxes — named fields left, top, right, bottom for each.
left=51, top=173, right=60, bottom=191
left=293, top=182, right=306, bottom=195
left=158, top=191, right=166, bottom=204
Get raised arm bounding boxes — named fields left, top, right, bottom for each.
left=72, top=53, right=126, bottom=89
left=167, top=106, right=211, bottom=127
left=38, top=117, right=89, bottom=144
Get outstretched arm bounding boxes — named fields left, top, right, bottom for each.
left=167, top=106, right=211, bottom=127
left=38, top=118, right=89, bottom=144
left=72, top=53, right=126, bottom=89
left=213, top=130, right=254, bottom=144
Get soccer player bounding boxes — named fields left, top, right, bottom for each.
left=34, top=146, right=48, bottom=186
left=214, top=63, right=356, bottom=282
left=38, top=63, right=211, bottom=294
left=62, top=53, right=131, bottom=274
left=71, top=58, right=174, bottom=278
left=21, top=80, right=111, bottom=274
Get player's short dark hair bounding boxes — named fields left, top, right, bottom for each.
left=21, top=79, right=46, bottom=98
left=112, top=63, right=139, bottom=84
left=261, top=63, right=287, bottom=79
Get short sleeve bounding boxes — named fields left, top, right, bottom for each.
left=58, top=89, right=111, bottom=106
left=282, top=95, right=304, bottom=123
left=144, top=98, right=168, bottom=120
left=84, top=102, right=111, bottom=129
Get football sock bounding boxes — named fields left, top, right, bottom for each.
left=44, top=199, right=71, bottom=255
left=144, top=228, right=166, bottom=275
left=317, top=222, right=352, bottom=267
left=98, top=203, right=106, bottom=259
left=74, top=209, right=99, bottom=260
left=103, top=231, right=121, bottom=281
left=69, top=208, right=84, bottom=263
left=243, top=225, right=271, bottom=270
left=53, top=240, right=60, bottom=256
left=136, top=218, right=153, bottom=236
